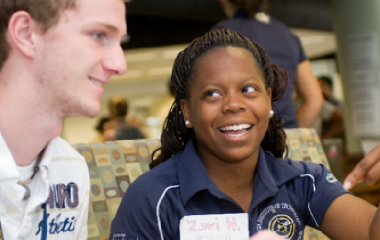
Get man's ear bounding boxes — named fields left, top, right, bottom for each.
left=180, top=99, right=193, bottom=128
left=7, top=11, right=39, bottom=59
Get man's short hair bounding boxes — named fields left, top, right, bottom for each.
left=0, top=0, right=76, bottom=70
left=109, top=95, right=128, bottom=118
left=318, top=76, right=333, bottom=88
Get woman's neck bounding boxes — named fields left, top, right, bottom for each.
left=204, top=158, right=257, bottom=212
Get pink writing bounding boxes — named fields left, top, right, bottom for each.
left=187, top=217, right=221, bottom=232
left=226, top=217, right=238, bottom=231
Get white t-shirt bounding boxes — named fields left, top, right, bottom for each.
left=0, top=132, right=89, bottom=240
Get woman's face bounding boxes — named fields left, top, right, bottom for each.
left=181, top=46, right=272, bottom=165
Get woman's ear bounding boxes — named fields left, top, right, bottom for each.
left=267, top=88, right=273, bottom=117
left=180, top=99, right=193, bottom=128
left=7, top=11, right=38, bottom=59
left=267, top=87, right=272, bottom=100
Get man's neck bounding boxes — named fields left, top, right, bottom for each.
left=0, top=49, right=64, bottom=166
left=0, top=85, right=62, bottom=166
left=0, top=115, right=61, bottom=167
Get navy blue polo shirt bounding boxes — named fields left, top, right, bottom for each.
left=213, top=11, right=307, bottom=128
left=110, top=140, right=348, bottom=240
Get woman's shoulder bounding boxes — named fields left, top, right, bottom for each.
left=284, top=157, right=327, bottom=175
left=265, top=151, right=327, bottom=177
left=126, top=155, right=181, bottom=197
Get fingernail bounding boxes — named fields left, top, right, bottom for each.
left=343, top=181, right=352, bottom=190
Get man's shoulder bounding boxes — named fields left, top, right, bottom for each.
left=45, top=137, right=88, bottom=176
left=50, top=136, right=85, bottom=159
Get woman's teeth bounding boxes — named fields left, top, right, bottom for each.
left=220, top=124, right=251, bottom=132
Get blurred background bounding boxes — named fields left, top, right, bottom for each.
left=63, top=0, right=343, bottom=143
left=60, top=0, right=380, bottom=207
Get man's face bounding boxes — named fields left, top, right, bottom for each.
left=34, top=0, right=127, bottom=118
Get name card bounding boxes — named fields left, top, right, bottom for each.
left=180, top=213, right=249, bottom=240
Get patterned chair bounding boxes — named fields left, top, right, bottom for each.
left=285, top=128, right=331, bottom=240
left=72, top=128, right=331, bottom=240
left=72, top=139, right=161, bottom=240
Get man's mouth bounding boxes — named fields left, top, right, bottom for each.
left=89, top=77, right=103, bottom=87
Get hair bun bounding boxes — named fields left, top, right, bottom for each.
left=270, top=63, right=288, bottom=102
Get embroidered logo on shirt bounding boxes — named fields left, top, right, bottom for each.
left=35, top=182, right=80, bottom=239
left=257, top=203, right=303, bottom=240
left=326, top=173, right=338, bottom=183
left=268, top=214, right=295, bottom=238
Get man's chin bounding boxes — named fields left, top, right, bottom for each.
left=74, top=107, right=101, bottom=118
left=86, top=109, right=101, bottom=118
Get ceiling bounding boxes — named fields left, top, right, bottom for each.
left=112, top=0, right=336, bottom=84
left=122, top=0, right=332, bottom=50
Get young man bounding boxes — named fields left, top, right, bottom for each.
left=0, top=0, right=127, bottom=239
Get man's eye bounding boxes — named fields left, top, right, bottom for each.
left=242, top=86, right=255, bottom=93
left=92, top=32, right=106, bottom=40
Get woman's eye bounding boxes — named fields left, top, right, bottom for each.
left=206, top=90, right=221, bottom=97
left=242, top=86, right=256, bottom=93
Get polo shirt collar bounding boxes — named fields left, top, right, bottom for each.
left=0, top=130, right=56, bottom=181
left=177, top=140, right=302, bottom=208
left=0, top=130, right=19, bottom=180
left=250, top=149, right=302, bottom=209
left=177, top=140, right=213, bottom=205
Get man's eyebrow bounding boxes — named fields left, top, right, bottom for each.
left=104, top=24, right=119, bottom=33
left=94, top=22, right=120, bottom=33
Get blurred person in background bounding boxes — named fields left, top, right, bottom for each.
left=313, top=99, right=345, bottom=140
left=106, top=95, right=146, bottom=140
left=92, top=116, right=112, bottom=142
left=316, top=76, right=345, bottom=140
left=318, top=75, right=344, bottom=110
left=214, top=0, right=323, bottom=128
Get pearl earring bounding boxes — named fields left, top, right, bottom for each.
left=185, top=120, right=190, bottom=126
left=269, top=110, right=274, bottom=116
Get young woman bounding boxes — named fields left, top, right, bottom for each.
left=110, top=28, right=380, bottom=240
left=214, top=0, right=323, bottom=129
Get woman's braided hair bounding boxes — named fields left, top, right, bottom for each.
left=150, top=28, right=288, bottom=168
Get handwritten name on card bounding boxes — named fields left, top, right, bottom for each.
left=180, top=213, right=249, bottom=240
